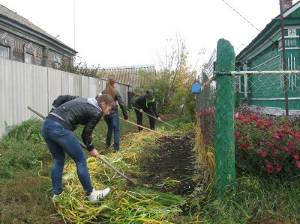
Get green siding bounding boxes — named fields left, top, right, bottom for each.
left=237, top=7, right=300, bottom=111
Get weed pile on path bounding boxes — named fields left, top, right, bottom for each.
left=54, top=128, right=192, bottom=223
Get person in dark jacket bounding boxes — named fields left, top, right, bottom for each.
left=133, top=90, right=161, bottom=131
left=41, top=94, right=114, bottom=202
left=50, top=95, right=78, bottom=112
left=102, top=78, right=128, bottom=151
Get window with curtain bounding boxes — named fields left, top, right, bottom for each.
left=25, top=52, right=34, bottom=64
left=0, top=45, right=10, bottom=58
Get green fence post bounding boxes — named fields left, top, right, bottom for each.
left=215, top=39, right=236, bottom=197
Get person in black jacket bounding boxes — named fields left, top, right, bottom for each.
left=102, top=78, right=128, bottom=152
left=41, top=94, right=114, bottom=202
left=133, top=90, right=161, bottom=130
left=50, top=95, right=78, bottom=112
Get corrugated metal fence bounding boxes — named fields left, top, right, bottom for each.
left=0, top=58, right=129, bottom=137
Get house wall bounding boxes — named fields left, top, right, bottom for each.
left=239, top=26, right=300, bottom=110
left=0, top=29, right=72, bottom=67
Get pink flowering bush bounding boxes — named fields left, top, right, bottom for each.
left=235, top=110, right=300, bottom=176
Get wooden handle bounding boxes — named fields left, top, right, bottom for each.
left=132, top=107, right=174, bottom=128
left=120, top=117, right=165, bottom=136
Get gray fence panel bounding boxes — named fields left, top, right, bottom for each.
left=0, top=58, right=129, bottom=137
left=48, top=68, right=62, bottom=111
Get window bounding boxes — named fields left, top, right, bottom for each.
left=0, top=45, right=10, bottom=58
left=288, top=28, right=297, bottom=37
left=24, top=52, right=34, bottom=64
left=53, top=52, right=62, bottom=68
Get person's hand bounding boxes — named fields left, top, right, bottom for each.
left=124, top=115, right=129, bottom=120
left=139, top=109, right=143, bottom=113
left=89, top=148, right=99, bottom=157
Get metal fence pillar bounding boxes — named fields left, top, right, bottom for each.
left=215, top=39, right=236, bottom=197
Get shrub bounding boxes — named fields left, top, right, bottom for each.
left=235, top=110, right=300, bottom=176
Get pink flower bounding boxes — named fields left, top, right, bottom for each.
left=275, top=164, right=283, bottom=173
left=266, top=142, right=274, bottom=148
left=293, top=153, right=300, bottom=160
left=287, top=141, right=294, bottom=149
left=241, top=143, right=250, bottom=150
left=296, top=161, right=300, bottom=169
left=257, top=149, right=268, bottom=158
left=266, top=163, right=273, bottom=173
left=235, top=131, right=241, bottom=139
left=282, top=146, right=290, bottom=154
left=293, top=132, right=300, bottom=141
left=274, top=132, right=283, bottom=140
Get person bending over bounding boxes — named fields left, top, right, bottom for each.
left=41, top=94, right=114, bottom=202
left=133, top=90, right=160, bottom=131
left=50, top=95, right=78, bottom=112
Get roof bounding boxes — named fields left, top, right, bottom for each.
left=98, top=65, right=156, bottom=87
left=0, top=4, right=76, bottom=54
left=237, top=1, right=300, bottom=61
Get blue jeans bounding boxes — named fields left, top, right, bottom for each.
left=41, top=118, right=93, bottom=195
left=104, top=111, right=120, bottom=151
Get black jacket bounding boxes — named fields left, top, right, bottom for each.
left=51, top=95, right=78, bottom=112
left=102, top=90, right=128, bottom=118
left=48, top=97, right=102, bottom=151
left=133, top=95, right=159, bottom=117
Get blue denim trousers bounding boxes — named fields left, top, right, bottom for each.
left=41, top=118, right=93, bottom=195
left=104, top=111, right=120, bottom=151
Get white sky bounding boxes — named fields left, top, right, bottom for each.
left=0, top=0, right=281, bottom=70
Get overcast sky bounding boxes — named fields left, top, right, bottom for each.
left=0, top=0, right=281, bottom=69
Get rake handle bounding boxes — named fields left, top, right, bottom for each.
left=132, top=107, right=174, bottom=128
left=119, top=117, right=165, bottom=136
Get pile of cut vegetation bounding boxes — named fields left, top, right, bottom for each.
left=55, top=122, right=201, bottom=223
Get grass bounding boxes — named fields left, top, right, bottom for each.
left=0, top=112, right=140, bottom=224
left=201, top=175, right=300, bottom=224
left=1, top=112, right=299, bottom=223
left=0, top=171, right=61, bottom=224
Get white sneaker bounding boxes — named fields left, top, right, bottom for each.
left=52, top=193, right=63, bottom=202
left=86, top=188, right=111, bottom=203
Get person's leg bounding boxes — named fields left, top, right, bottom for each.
left=104, top=115, right=113, bottom=148
left=42, top=120, right=66, bottom=195
left=54, top=129, right=93, bottom=194
left=149, top=116, right=156, bottom=130
left=134, top=109, right=143, bottom=131
left=112, top=112, right=120, bottom=151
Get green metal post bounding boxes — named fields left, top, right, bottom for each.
left=215, top=39, right=236, bottom=197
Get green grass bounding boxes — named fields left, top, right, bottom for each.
left=0, top=112, right=138, bottom=224
left=0, top=119, right=49, bottom=178
left=1, top=114, right=300, bottom=224
left=201, top=175, right=300, bottom=224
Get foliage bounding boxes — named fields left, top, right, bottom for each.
left=138, top=38, right=197, bottom=119
left=59, top=57, right=99, bottom=78
left=0, top=119, right=49, bottom=178
left=235, top=110, right=300, bottom=176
